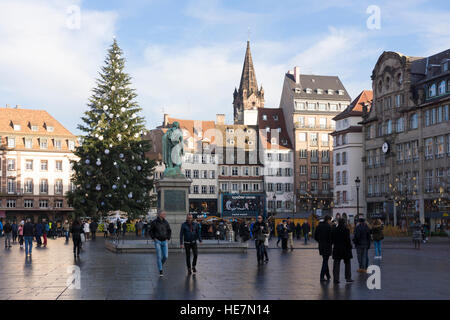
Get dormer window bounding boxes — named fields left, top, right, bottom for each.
left=40, top=138, right=48, bottom=149
left=47, top=126, right=54, bottom=132
left=327, top=89, right=333, bottom=95
left=262, top=115, right=267, bottom=121
left=226, top=128, right=234, bottom=134
left=273, top=115, right=278, bottom=121
left=317, top=89, right=323, bottom=94
left=305, top=88, right=312, bottom=94
left=294, top=88, right=301, bottom=93
left=13, top=124, right=21, bottom=131
left=338, top=90, right=344, bottom=95
left=31, top=125, right=38, bottom=132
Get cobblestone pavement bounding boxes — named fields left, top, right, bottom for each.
left=0, top=236, right=448, bottom=300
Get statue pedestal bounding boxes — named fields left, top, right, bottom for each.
left=155, top=176, right=191, bottom=246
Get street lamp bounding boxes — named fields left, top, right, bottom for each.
left=355, top=177, right=361, bottom=218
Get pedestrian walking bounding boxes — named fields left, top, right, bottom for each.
left=42, top=219, right=49, bottom=247
left=296, top=222, right=302, bottom=240
left=252, top=215, right=268, bottom=264
left=331, top=218, right=353, bottom=284
left=314, top=216, right=332, bottom=282
left=90, top=220, right=98, bottom=240
left=263, top=222, right=270, bottom=262
left=302, top=221, right=311, bottom=245
left=411, top=220, right=422, bottom=249
left=18, top=221, right=24, bottom=248
left=3, top=221, right=12, bottom=248
left=83, top=220, right=90, bottom=241
left=23, top=218, right=34, bottom=257
left=371, top=219, right=384, bottom=259
left=103, top=221, right=109, bottom=238
left=149, top=211, right=172, bottom=276
left=180, top=214, right=202, bottom=274
left=278, top=220, right=289, bottom=250
left=276, top=222, right=283, bottom=247
left=11, top=221, right=18, bottom=244
left=122, top=221, right=127, bottom=236
left=239, top=221, right=250, bottom=242
left=70, top=220, right=83, bottom=258
left=353, top=218, right=371, bottom=273
left=63, top=220, right=70, bottom=242
left=287, top=217, right=295, bottom=251
left=34, top=221, right=43, bottom=247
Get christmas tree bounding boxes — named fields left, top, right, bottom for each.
left=67, top=39, right=155, bottom=219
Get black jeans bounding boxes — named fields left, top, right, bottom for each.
left=281, top=238, right=288, bottom=250
left=333, top=258, right=351, bottom=281
left=73, top=237, right=81, bottom=256
left=184, top=242, right=198, bottom=269
left=255, top=240, right=265, bottom=262
left=320, top=255, right=331, bottom=279
left=91, top=231, right=96, bottom=240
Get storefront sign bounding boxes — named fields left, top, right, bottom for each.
left=221, top=194, right=265, bottom=218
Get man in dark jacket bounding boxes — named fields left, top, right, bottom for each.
left=35, top=221, right=43, bottom=247
left=70, top=220, right=84, bottom=258
left=331, top=218, right=353, bottom=284
left=149, top=211, right=172, bottom=276
left=232, top=220, right=239, bottom=242
left=302, top=221, right=311, bottom=244
left=3, top=221, right=12, bottom=248
left=180, top=214, right=202, bottom=274
left=314, top=216, right=332, bottom=281
left=11, top=221, right=18, bottom=244
left=90, top=220, right=98, bottom=240
left=23, top=219, right=34, bottom=256
left=239, top=222, right=250, bottom=242
left=278, top=220, right=289, bottom=250
left=353, top=218, right=371, bottom=272
left=295, top=222, right=302, bottom=240
left=252, top=215, right=268, bottom=264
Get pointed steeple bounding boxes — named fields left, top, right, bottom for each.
left=239, top=41, right=258, bottom=95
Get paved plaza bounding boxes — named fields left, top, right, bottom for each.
left=0, top=237, right=448, bottom=300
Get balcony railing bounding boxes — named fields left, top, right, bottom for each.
left=310, top=173, right=319, bottom=179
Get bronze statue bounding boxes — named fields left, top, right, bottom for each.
left=162, top=121, right=184, bottom=177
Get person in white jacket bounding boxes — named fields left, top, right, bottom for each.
left=83, top=220, right=91, bottom=241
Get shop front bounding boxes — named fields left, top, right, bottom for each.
left=189, top=199, right=218, bottom=219
left=220, top=193, right=266, bottom=219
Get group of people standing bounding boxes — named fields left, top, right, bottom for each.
left=276, top=218, right=311, bottom=250
left=314, top=216, right=384, bottom=283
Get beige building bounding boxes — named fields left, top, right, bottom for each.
left=362, top=50, right=450, bottom=227
left=280, top=67, right=351, bottom=215
left=0, top=106, right=78, bottom=222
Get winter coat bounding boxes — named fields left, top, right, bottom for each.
left=239, top=223, right=250, bottom=241
left=3, top=223, right=12, bottom=234
left=353, top=223, right=372, bottom=248
left=252, top=221, right=268, bottom=242
left=34, top=223, right=43, bottom=236
left=149, top=217, right=172, bottom=241
left=90, top=222, right=98, bottom=233
left=70, top=224, right=83, bottom=240
left=23, top=222, right=34, bottom=237
left=11, top=223, right=18, bottom=234
left=18, top=225, right=24, bottom=236
left=302, top=222, right=311, bottom=234
left=371, top=225, right=384, bottom=241
left=180, top=221, right=202, bottom=244
left=277, top=223, right=289, bottom=239
left=314, top=221, right=332, bottom=256
left=331, top=224, right=353, bottom=260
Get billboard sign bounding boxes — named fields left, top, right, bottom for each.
left=221, top=194, right=265, bottom=218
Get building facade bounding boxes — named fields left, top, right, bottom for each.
left=362, top=50, right=450, bottom=227
left=0, top=107, right=78, bottom=222
left=331, top=90, right=372, bottom=222
left=280, top=66, right=351, bottom=216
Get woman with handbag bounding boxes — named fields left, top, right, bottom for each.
left=371, top=219, right=384, bottom=259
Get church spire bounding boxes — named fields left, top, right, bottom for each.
left=239, top=41, right=258, bottom=95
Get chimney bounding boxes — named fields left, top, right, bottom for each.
left=163, top=114, right=169, bottom=126
left=216, top=114, right=225, bottom=125
left=294, top=66, right=300, bottom=84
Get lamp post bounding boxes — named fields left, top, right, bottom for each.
left=355, top=177, right=361, bottom=218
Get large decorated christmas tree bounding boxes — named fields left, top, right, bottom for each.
left=67, top=39, right=155, bottom=219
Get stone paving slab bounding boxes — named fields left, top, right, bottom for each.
left=0, top=237, right=449, bottom=300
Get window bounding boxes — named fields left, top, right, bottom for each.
left=40, top=179, right=48, bottom=194
left=55, top=160, right=63, bottom=171
left=300, top=166, right=307, bottom=175
left=262, top=115, right=267, bottom=121
left=395, top=94, right=403, bottom=107
left=25, top=159, right=33, bottom=170
left=307, top=103, right=315, bottom=110
left=25, top=138, right=32, bottom=149
left=336, top=172, right=341, bottom=185
left=253, top=184, right=259, bottom=191
left=7, top=159, right=16, bottom=171
left=267, top=183, right=274, bottom=192
left=397, top=144, right=404, bottom=162
left=410, top=113, right=418, bottom=129
left=295, top=102, right=306, bottom=110
left=285, top=168, right=292, bottom=176
left=285, top=183, right=292, bottom=192
left=221, top=167, right=227, bottom=176
left=299, top=149, right=307, bottom=158
left=435, top=136, right=445, bottom=157
left=342, top=134, right=347, bottom=145
left=336, top=153, right=341, bottom=166
left=429, top=83, right=436, bottom=97
left=185, top=169, right=191, bottom=178
left=210, top=170, right=215, bottom=179
left=342, top=171, right=348, bottom=185
left=342, top=152, right=347, bottom=165
left=40, top=138, right=48, bottom=149
left=68, top=140, right=75, bottom=151
left=47, top=126, right=54, bottom=132
left=202, top=170, right=208, bottom=179
left=7, top=200, right=16, bottom=208
left=209, top=186, right=215, bottom=194
left=308, top=117, right=315, bottom=128
left=322, top=182, right=329, bottom=191
left=201, top=185, right=207, bottom=194
left=24, top=199, right=34, bottom=208
left=311, top=166, right=318, bottom=175
left=343, top=191, right=347, bottom=203
left=321, top=134, right=329, bottom=146
left=193, top=185, right=199, bottom=194
left=412, top=140, right=419, bottom=160
left=330, top=104, right=337, bottom=111
left=254, top=167, right=259, bottom=176
left=192, top=170, right=199, bottom=179
left=425, top=170, right=433, bottom=192
left=24, top=179, right=33, bottom=193
left=7, top=137, right=15, bottom=148
left=40, top=160, right=48, bottom=171
left=39, top=200, right=49, bottom=208
left=396, top=117, right=404, bottom=132
left=221, top=183, right=228, bottom=191
left=7, top=178, right=16, bottom=193
left=404, top=142, right=411, bottom=161
left=310, top=133, right=318, bottom=146
left=242, top=183, right=249, bottom=192
left=54, top=140, right=62, bottom=150
left=232, top=167, right=238, bottom=176
left=319, top=103, right=326, bottom=111
left=55, top=179, right=63, bottom=194
left=425, top=138, right=433, bottom=159
left=31, top=125, right=38, bottom=132
left=55, top=200, right=63, bottom=208
left=438, top=81, right=446, bottom=95
left=385, top=120, right=392, bottom=134
left=276, top=183, right=283, bottom=192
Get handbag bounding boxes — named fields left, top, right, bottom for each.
left=80, top=233, right=86, bottom=242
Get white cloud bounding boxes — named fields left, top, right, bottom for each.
left=0, top=0, right=117, bottom=134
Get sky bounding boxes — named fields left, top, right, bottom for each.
left=1, top=0, right=449, bottom=135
